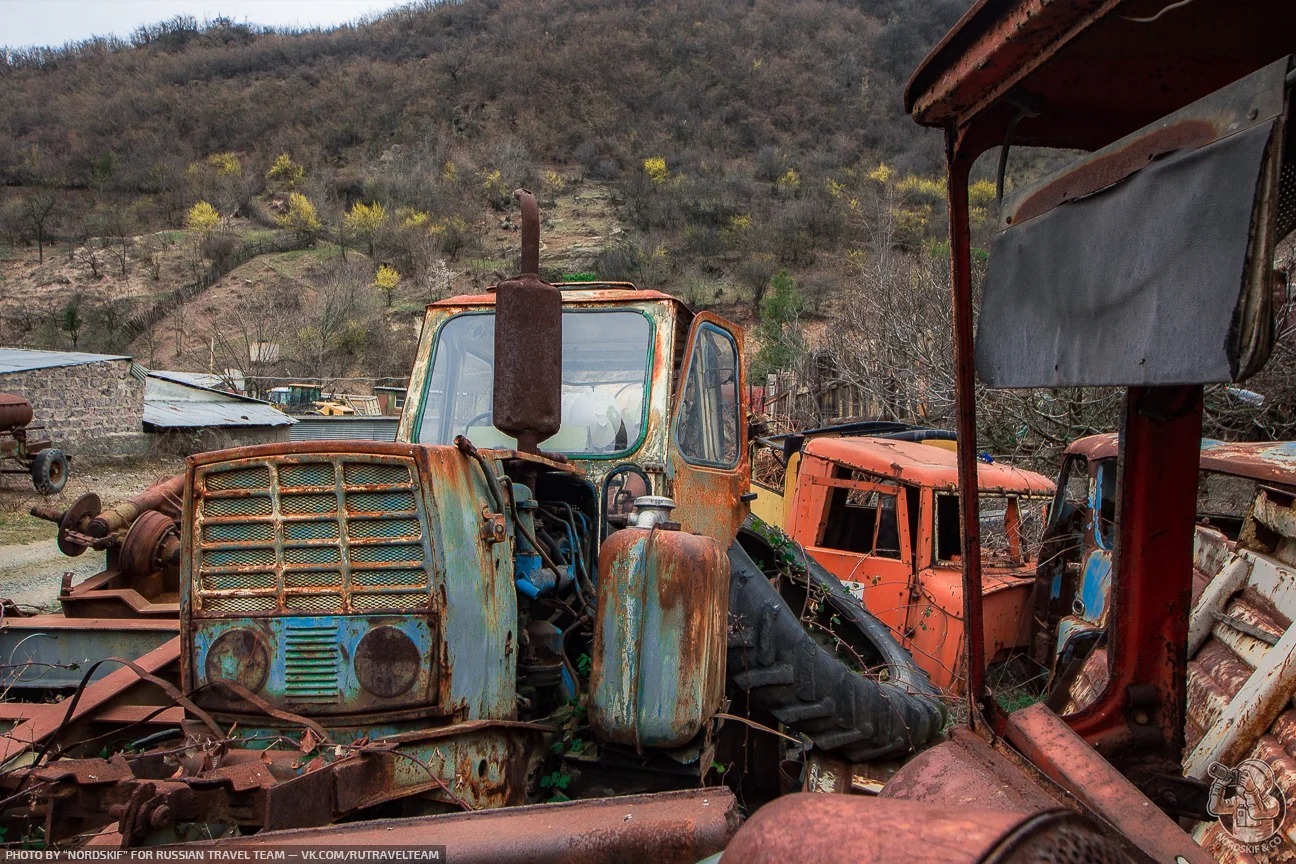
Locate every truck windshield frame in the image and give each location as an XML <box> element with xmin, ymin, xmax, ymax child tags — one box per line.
<box><xmin>414</xmin><ymin>308</ymin><xmax>656</xmax><ymax>459</ymax></box>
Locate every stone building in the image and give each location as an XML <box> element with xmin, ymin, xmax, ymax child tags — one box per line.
<box><xmin>0</xmin><ymin>348</ymin><xmax>147</xmax><ymax>457</ymax></box>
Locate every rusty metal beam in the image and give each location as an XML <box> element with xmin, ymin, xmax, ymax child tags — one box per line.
<box><xmin>0</xmin><ymin>637</ymin><xmax>180</xmax><ymax>767</ymax></box>
<box><xmin>907</xmin><ymin>0</ymin><xmax>1119</xmax><ymax>129</ymax></box>
<box><xmin>205</xmin><ymin>788</ymin><xmax>739</xmax><ymax>864</ymax></box>
<box><xmin>1065</xmin><ymin>387</ymin><xmax>1201</xmax><ymax>755</ymax></box>
<box><xmin>1004</xmin><ymin>704</ymin><xmax>1213</xmax><ymax>863</ymax></box>
<box><xmin>944</xmin><ymin>139</ymin><xmax>997</xmax><ymax>726</ymax></box>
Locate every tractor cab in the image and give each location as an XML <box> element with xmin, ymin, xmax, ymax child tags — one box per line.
<box><xmin>397</xmin><ymin>283</ymin><xmax>750</xmax><ymax>547</ymax></box>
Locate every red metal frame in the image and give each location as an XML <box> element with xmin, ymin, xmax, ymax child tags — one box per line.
<box><xmin>1065</xmin><ymin>386</ymin><xmax>1201</xmax><ymax>755</ymax></box>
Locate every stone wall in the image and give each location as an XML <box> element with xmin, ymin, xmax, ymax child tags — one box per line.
<box><xmin>0</xmin><ymin>360</ymin><xmax>148</xmax><ymax>458</ymax></box>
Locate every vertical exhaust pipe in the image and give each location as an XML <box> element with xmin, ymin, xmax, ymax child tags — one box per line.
<box><xmin>493</xmin><ymin>189</ymin><xmax>562</xmax><ymax>456</ymax></box>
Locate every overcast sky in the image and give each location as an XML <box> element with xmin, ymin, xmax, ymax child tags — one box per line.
<box><xmin>3</xmin><ymin>0</ymin><xmax>411</xmax><ymax>50</ymax></box>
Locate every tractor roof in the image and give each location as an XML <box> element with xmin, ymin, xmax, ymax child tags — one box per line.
<box><xmin>804</xmin><ymin>436</ymin><xmax>1054</xmax><ymax>496</ymax></box>
<box><xmin>432</xmin><ymin>285</ymin><xmax>687</xmax><ymax>309</ymax></box>
<box><xmin>905</xmin><ymin>0</ymin><xmax>1293</xmax><ymax>153</ymax></box>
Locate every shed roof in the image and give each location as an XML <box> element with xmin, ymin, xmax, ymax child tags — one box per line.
<box><xmin>143</xmin><ymin>400</ymin><xmax>295</xmax><ymax>429</ymax></box>
<box><xmin>149</xmin><ymin>370</ymin><xmax>230</xmax><ymax>390</ymax></box>
<box><xmin>0</xmin><ymin>347</ymin><xmax>131</xmax><ymax>374</ymax></box>
<box><xmin>804</xmin><ymin>436</ymin><xmax>1055</xmax><ymax>495</ymax></box>
<box><xmin>143</xmin><ymin>370</ymin><xmax>294</xmax><ymax>429</ymax></box>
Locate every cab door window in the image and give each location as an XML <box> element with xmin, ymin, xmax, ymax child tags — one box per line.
<box><xmin>675</xmin><ymin>324</ymin><xmax>740</xmax><ymax>467</ymax></box>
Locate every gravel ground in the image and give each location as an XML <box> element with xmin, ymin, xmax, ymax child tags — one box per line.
<box><xmin>0</xmin><ymin>456</ymin><xmax>185</xmax><ymax>610</ymax></box>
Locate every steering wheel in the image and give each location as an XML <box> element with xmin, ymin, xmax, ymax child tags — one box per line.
<box><xmin>462</xmin><ymin>411</ymin><xmax>493</xmax><ymax>435</ymax></box>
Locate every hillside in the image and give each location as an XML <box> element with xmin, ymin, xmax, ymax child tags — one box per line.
<box><xmin>0</xmin><ymin>0</ymin><xmax>970</xmax><ymax>382</ymax></box>
<box><xmin>7</xmin><ymin>0</ymin><xmax>1293</xmax><ymax>459</ymax></box>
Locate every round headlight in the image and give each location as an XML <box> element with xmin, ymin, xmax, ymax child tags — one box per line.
<box><xmin>205</xmin><ymin>628</ymin><xmax>270</xmax><ymax>692</ymax></box>
<box><xmin>354</xmin><ymin>626</ymin><xmax>421</xmax><ymax>698</ymax></box>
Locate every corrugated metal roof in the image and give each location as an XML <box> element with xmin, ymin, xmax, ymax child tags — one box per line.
<box><xmin>150</xmin><ymin>370</ymin><xmax>228</xmax><ymax>390</ymax></box>
<box><xmin>289</xmin><ymin>416</ymin><xmax>398</xmax><ymax>442</ymax></box>
<box><xmin>0</xmin><ymin>347</ymin><xmax>131</xmax><ymax>374</ymax></box>
<box><xmin>144</xmin><ymin>400</ymin><xmax>295</xmax><ymax>429</ymax></box>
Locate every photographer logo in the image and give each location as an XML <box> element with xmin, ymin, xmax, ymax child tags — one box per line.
<box><xmin>1208</xmin><ymin>758</ymin><xmax>1286</xmax><ymax>854</ymax></box>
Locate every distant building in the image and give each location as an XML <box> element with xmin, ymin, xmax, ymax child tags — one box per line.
<box><xmin>374</xmin><ymin>385</ymin><xmax>407</xmax><ymax>416</ymax></box>
<box><xmin>144</xmin><ymin>370</ymin><xmax>295</xmax><ymax>454</ymax></box>
<box><xmin>0</xmin><ymin>347</ymin><xmax>147</xmax><ymax>456</ymax></box>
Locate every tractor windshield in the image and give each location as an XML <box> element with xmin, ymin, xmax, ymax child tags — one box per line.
<box><xmin>416</xmin><ymin>309</ymin><xmax>653</xmax><ymax>456</ymax></box>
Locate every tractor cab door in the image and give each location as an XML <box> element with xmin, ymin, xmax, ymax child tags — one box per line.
<box><xmin>667</xmin><ymin>313</ymin><xmax>749</xmax><ymax>546</ymax></box>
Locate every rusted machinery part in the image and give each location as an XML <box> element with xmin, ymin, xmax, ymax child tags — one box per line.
<box><xmin>515</xmin><ymin>187</ymin><xmax>540</xmax><ymax>276</ymax></box>
<box><xmin>727</xmin><ymin>542</ymin><xmax>946</xmax><ymax>761</ymax></box>
<box><xmin>31</xmin><ymin>492</ymin><xmax>103</xmax><ymax>557</ymax></box>
<box><xmin>719</xmin><ymin>794</ymin><xmax>1133</xmax><ymax>864</ymax></box>
<box><xmin>0</xmin><ymin>392</ymin><xmax>34</xmax><ymax>431</ymax></box>
<box><xmin>492</xmin><ymin>189</ymin><xmax>562</xmax><ymax>456</ymax></box>
<box><xmin>736</xmin><ymin>522</ymin><xmax>941</xmax><ymax>699</ymax></box>
<box><xmin>204</xmin><ymin>788</ymin><xmax>739</xmax><ymax>864</ymax></box>
<box><xmin>119</xmin><ymin>511</ymin><xmax>181</xmax><ymax>580</ymax></box>
<box><xmin>89</xmin><ymin>473</ymin><xmax>185</xmax><ymax>538</ymax></box>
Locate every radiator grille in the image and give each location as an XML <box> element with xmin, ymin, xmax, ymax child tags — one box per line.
<box><xmin>194</xmin><ymin>455</ymin><xmax>433</xmax><ymax>616</ymax></box>
<box><xmin>284</xmin><ymin>623</ymin><xmax>341</xmax><ymax>702</ymax></box>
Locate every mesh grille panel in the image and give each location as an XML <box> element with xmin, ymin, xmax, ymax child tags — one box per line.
<box><xmin>205</xmin><ymin>497</ymin><xmax>273</xmax><ymax>518</ymax></box>
<box><xmin>284</xmin><ymin>570</ymin><xmax>342</xmax><ymax>589</ymax></box>
<box><xmin>343</xmin><ymin>463</ymin><xmax>412</xmax><ymax>486</ymax></box>
<box><xmin>1277</xmin><ymin>161</ymin><xmax>1296</xmax><ymax>241</ymax></box>
<box><xmin>351</xmin><ymin>544</ymin><xmax>424</xmax><ymax>565</ymax></box>
<box><xmin>284</xmin><ymin>594</ymin><xmax>343</xmax><ymax>614</ymax></box>
<box><xmin>352</xmin><ymin>568</ymin><xmax>426</xmax><ymax>588</ymax></box>
<box><xmin>353</xmin><ymin>593</ymin><xmax>428</xmax><ymax>611</ymax></box>
<box><xmin>206</xmin><ymin>523</ymin><xmax>273</xmax><ymax>543</ymax></box>
<box><xmin>196</xmin><ymin>456</ymin><xmax>428</xmax><ymax>616</ymax></box>
<box><xmin>284</xmin><ymin>546</ymin><xmax>342</xmax><ymax>565</ymax></box>
<box><xmin>204</xmin><ymin>548</ymin><xmax>276</xmax><ymax>568</ymax></box>
<box><xmin>349</xmin><ymin>518</ymin><xmax>420</xmax><ymax>540</ymax></box>
<box><xmin>280</xmin><ymin>493</ymin><xmax>337</xmax><ymax>515</ymax></box>
<box><xmin>206</xmin><ymin>467</ymin><xmax>271</xmax><ymax>491</ymax></box>
<box><xmin>283</xmin><ymin>521</ymin><xmax>338</xmax><ymax>541</ymax></box>
<box><xmin>280</xmin><ymin>463</ymin><xmax>336</xmax><ymax>488</ymax></box>
<box><xmin>205</xmin><ymin>596</ymin><xmax>277</xmax><ymax>614</ymax></box>
<box><xmin>201</xmin><ymin>572</ymin><xmax>275</xmax><ymax>592</ymax></box>
<box><xmin>997</xmin><ymin>817</ymin><xmax>1132</xmax><ymax>864</ymax></box>
<box><xmin>347</xmin><ymin>491</ymin><xmax>416</xmax><ymax>513</ymax></box>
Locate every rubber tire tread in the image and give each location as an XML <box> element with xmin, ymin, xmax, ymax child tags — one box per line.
<box><xmin>30</xmin><ymin>448</ymin><xmax>68</xmax><ymax>495</ymax></box>
<box><xmin>726</xmin><ymin>540</ymin><xmax>946</xmax><ymax>761</ymax></box>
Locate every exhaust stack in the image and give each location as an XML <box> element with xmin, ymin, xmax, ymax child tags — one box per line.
<box><xmin>493</xmin><ymin>189</ymin><xmax>562</xmax><ymax>455</ymax></box>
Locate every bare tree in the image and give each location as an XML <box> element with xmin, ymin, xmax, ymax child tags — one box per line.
<box><xmin>290</xmin><ymin>260</ymin><xmax>378</xmax><ymax>382</ymax></box>
<box><xmin>209</xmin><ymin>284</ymin><xmax>296</xmax><ymax>399</ymax></box>
<box><xmin>16</xmin><ymin>191</ymin><xmax>59</xmax><ymax>263</ymax></box>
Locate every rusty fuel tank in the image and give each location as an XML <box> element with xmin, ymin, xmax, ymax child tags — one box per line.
<box><xmin>590</xmin><ymin>500</ymin><xmax>728</xmax><ymax>749</ymax></box>
<box><xmin>0</xmin><ymin>392</ymin><xmax>34</xmax><ymax>431</ymax></box>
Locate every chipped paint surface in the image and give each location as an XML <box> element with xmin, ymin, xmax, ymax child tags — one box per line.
<box><xmin>781</xmin><ymin>438</ymin><xmax>1053</xmax><ymax>691</ymax></box>
<box><xmin>181</xmin><ymin>440</ymin><xmax>517</xmax><ymax>721</ymax></box>
<box><xmin>591</xmin><ymin>526</ymin><xmax>728</xmax><ymax>748</ymax></box>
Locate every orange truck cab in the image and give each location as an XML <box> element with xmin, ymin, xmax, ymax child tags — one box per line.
<box><xmin>760</xmin><ymin>434</ymin><xmax>1053</xmax><ymax>691</ymax></box>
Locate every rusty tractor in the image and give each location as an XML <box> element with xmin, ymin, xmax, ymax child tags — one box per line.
<box><xmin>0</xmin><ymin>392</ymin><xmax>68</xmax><ymax>495</ymax></box>
<box><xmin>0</xmin><ymin>191</ymin><xmax>944</xmax><ymax>853</ymax></box>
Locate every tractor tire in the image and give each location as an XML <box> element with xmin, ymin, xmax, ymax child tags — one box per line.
<box><xmin>30</xmin><ymin>448</ymin><xmax>69</xmax><ymax>495</ymax></box>
<box><xmin>726</xmin><ymin>533</ymin><xmax>946</xmax><ymax>762</ymax></box>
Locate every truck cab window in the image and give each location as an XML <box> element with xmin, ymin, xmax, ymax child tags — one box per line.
<box><xmin>676</xmin><ymin>324</ymin><xmax>740</xmax><ymax>467</ymax></box>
